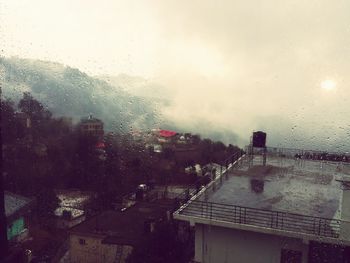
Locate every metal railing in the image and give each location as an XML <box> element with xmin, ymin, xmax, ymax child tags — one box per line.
<box><xmin>178</xmin><ymin>200</ymin><xmax>341</xmax><ymax>238</ymax></box>
<box><xmin>173</xmin><ymin>150</ymin><xmax>244</xmax><ymax>208</ymax></box>
<box><xmin>251</xmin><ymin>146</ymin><xmax>350</xmax><ymax>163</ymax></box>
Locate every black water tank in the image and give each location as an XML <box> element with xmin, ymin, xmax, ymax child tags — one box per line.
<box><xmin>253</xmin><ymin>131</ymin><xmax>266</xmax><ymax>148</ymax></box>
<box><xmin>251</xmin><ymin>179</ymin><xmax>264</xmax><ymax>193</ymax></box>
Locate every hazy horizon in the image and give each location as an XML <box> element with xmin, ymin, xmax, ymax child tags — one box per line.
<box><xmin>2</xmin><ymin>0</ymin><xmax>350</xmax><ymax>150</ymax></box>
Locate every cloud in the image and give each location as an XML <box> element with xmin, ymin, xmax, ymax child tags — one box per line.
<box><xmin>149</xmin><ymin>0</ymin><xmax>350</xmax><ymax>148</ymax></box>
<box><xmin>2</xmin><ymin>0</ymin><xmax>350</xmax><ymax>149</ymax></box>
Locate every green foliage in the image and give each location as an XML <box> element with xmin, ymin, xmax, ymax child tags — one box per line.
<box><xmin>162</xmin><ymin>147</ymin><xmax>175</xmax><ymax>160</ymax></box>
<box><xmin>2</xmin><ymin>91</ymin><xmax>242</xmax><ymax>215</ymax></box>
<box><xmin>18</xmin><ymin>92</ymin><xmax>51</xmax><ymax>121</ymax></box>
<box><xmin>1</xmin><ymin>98</ymin><xmax>24</xmax><ymax>143</ymax></box>
<box><xmin>35</xmin><ymin>188</ymin><xmax>60</xmax><ymax>217</ymax></box>
<box><xmin>3</xmin><ymin>94</ymin><xmax>69</xmax><ymax>215</ymax></box>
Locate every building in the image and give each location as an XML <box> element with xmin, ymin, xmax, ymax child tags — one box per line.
<box><xmin>5</xmin><ymin>191</ymin><xmax>34</xmax><ymax>242</ymax></box>
<box><xmin>54</xmin><ymin>190</ymin><xmax>92</xmax><ymax>229</ymax></box>
<box><xmin>174</xmin><ymin>148</ymin><xmax>350</xmax><ymax>263</ymax></box>
<box><xmin>79</xmin><ymin>115</ymin><xmax>104</xmax><ymax>137</ymax></box>
<box><xmin>152</xmin><ymin>129</ymin><xmax>178</xmax><ymax>144</ymax></box>
<box><xmin>69</xmin><ymin>200</ymin><xmax>175</xmax><ymax>263</ymax></box>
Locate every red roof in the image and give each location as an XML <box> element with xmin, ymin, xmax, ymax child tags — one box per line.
<box><xmin>159</xmin><ymin>130</ymin><xmax>177</xmax><ymax>138</ymax></box>
<box><xmin>96</xmin><ymin>142</ymin><xmax>105</xmax><ymax>149</ymax></box>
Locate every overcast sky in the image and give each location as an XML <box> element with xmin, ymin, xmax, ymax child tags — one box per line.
<box><xmin>2</xmin><ymin>0</ymin><xmax>350</xmax><ymax>149</ymax></box>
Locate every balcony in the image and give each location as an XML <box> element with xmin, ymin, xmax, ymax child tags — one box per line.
<box><xmin>177</xmin><ymin>199</ymin><xmax>340</xmax><ymax>238</ymax></box>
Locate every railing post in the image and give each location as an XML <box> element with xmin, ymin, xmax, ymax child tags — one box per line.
<box><xmin>271</xmin><ymin>212</ymin><xmax>274</xmax><ymax>228</ymax></box>
<box><xmin>318</xmin><ymin>219</ymin><xmax>322</xmax><ymax>236</ymax></box>
<box><xmin>234</xmin><ymin>206</ymin><xmax>236</xmax><ymax>223</ymax></box>
<box><xmin>239</xmin><ymin>207</ymin><xmax>241</xmax><ymax>224</ymax></box>
<box><xmin>205</xmin><ymin>202</ymin><xmax>208</xmax><ymax>218</ymax></box>
<box><xmin>210</xmin><ymin>203</ymin><xmax>212</xmax><ymax>220</ymax></box>
<box><xmin>281</xmin><ymin>212</ymin><xmax>284</xmax><ymax>229</ymax></box>
<box><xmin>322</xmin><ymin>219</ymin><xmax>325</xmax><ymax>236</ymax></box>
<box><xmin>313</xmin><ymin>218</ymin><xmax>316</xmax><ymax>235</ymax></box>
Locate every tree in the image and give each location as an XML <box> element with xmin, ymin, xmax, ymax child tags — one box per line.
<box><xmin>35</xmin><ymin>188</ymin><xmax>60</xmax><ymax>218</ymax></box>
<box><xmin>213</xmin><ymin>141</ymin><xmax>226</xmax><ymax>152</ymax></box>
<box><xmin>18</xmin><ymin>92</ymin><xmax>52</xmax><ymax>133</ymax></box>
<box><xmin>69</xmin><ymin>133</ymin><xmax>102</xmax><ymax>189</ymax></box>
<box><xmin>162</xmin><ymin>147</ymin><xmax>175</xmax><ymax>160</ymax></box>
<box><xmin>192</xmin><ymin>134</ymin><xmax>201</xmax><ymax>145</ymax></box>
<box><xmin>1</xmin><ymin>98</ymin><xmax>24</xmax><ymax>143</ymax></box>
<box><xmin>199</xmin><ymin>138</ymin><xmax>213</xmax><ymax>164</ymax></box>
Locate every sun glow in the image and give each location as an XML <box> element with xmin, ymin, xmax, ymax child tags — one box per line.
<box><xmin>321</xmin><ymin>79</ymin><xmax>336</xmax><ymax>91</ymax></box>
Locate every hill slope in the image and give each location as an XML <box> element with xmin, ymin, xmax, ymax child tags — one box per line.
<box><xmin>1</xmin><ymin>57</ymin><xmax>160</xmax><ymax>132</ymax></box>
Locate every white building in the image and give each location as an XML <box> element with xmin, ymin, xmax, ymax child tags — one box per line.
<box><xmin>174</xmin><ymin>149</ymin><xmax>350</xmax><ymax>263</ymax></box>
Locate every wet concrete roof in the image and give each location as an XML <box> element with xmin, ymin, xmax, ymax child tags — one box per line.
<box><xmin>5</xmin><ymin>191</ymin><xmax>33</xmax><ymax>220</ymax></box>
<box><xmin>207</xmin><ymin>156</ymin><xmax>349</xmax><ymax>219</ymax></box>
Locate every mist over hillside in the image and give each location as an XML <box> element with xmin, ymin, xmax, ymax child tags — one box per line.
<box><xmin>1</xmin><ymin>57</ymin><xmax>160</xmax><ymax>132</ymax></box>
<box><xmin>97</xmin><ymin>74</ymin><xmax>173</xmax><ymax>104</ymax></box>
<box><xmin>1</xmin><ymin>57</ymin><xmax>243</xmax><ymax>145</ymax></box>
<box><xmin>2</xmin><ymin>57</ymin><xmax>349</xmax><ymax>150</ymax></box>
<box><xmin>99</xmin><ymin>73</ymin><xmax>350</xmax><ymax>151</ymax></box>
<box><xmin>98</xmin><ymin>74</ymin><xmax>243</xmax><ymax>145</ymax></box>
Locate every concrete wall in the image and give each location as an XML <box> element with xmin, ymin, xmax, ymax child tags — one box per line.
<box><xmin>195</xmin><ymin>224</ymin><xmax>309</xmax><ymax>263</ymax></box>
<box><xmin>341</xmin><ymin>188</ymin><xmax>350</xmax><ymax>240</ymax></box>
<box><xmin>56</xmin><ymin>215</ymin><xmax>86</xmax><ymax>229</ymax></box>
<box><xmin>70</xmin><ymin>234</ymin><xmax>132</xmax><ymax>263</ymax></box>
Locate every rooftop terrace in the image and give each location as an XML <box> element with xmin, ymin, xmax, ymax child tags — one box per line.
<box><xmin>209</xmin><ymin>156</ymin><xmax>346</xmax><ymax>218</ymax></box>
<box><xmin>174</xmin><ymin>152</ymin><xmax>350</xmax><ymax>241</ymax></box>
<box><xmin>5</xmin><ymin>191</ymin><xmax>33</xmax><ymax>221</ymax></box>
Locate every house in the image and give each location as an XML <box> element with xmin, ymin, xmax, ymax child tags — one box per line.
<box><xmin>69</xmin><ymin>200</ymin><xmax>175</xmax><ymax>263</ymax></box>
<box><xmin>5</xmin><ymin>191</ymin><xmax>34</xmax><ymax>242</ymax></box>
<box><xmin>79</xmin><ymin>115</ymin><xmax>104</xmax><ymax>138</ymax></box>
<box><xmin>54</xmin><ymin>190</ymin><xmax>92</xmax><ymax>229</ymax></box>
<box><xmin>157</xmin><ymin>129</ymin><xmax>178</xmax><ymax>144</ymax></box>
<box><xmin>174</xmin><ymin>147</ymin><xmax>350</xmax><ymax>263</ymax></box>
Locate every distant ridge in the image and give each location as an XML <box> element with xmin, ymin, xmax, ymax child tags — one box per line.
<box><xmin>0</xmin><ymin>56</ymin><xmax>160</xmax><ymax>132</ymax></box>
